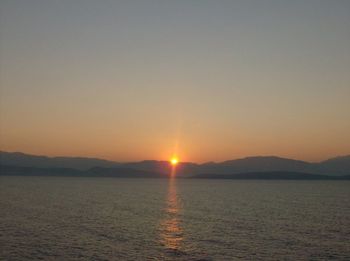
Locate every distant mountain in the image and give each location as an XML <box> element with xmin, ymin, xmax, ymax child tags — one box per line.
<box><xmin>196</xmin><ymin>156</ymin><xmax>312</xmax><ymax>175</ymax></box>
<box><xmin>0</xmin><ymin>165</ymin><xmax>82</xmax><ymax>176</ymax></box>
<box><xmin>1</xmin><ymin>151</ymin><xmax>350</xmax><ymax>177</ymax></box>
<box><xmin>1</xmin><ymin>165</ymin><xmax>349</xmax><ymax>180</ymax></box>
<box><xmin>317</xmin><ymin>155</ymin><xmax>350</xmax><ymax>176</ymax></box>
<box><xmin>194</xmin><ymin>171</ymin><xmax>350</xmax><ymax>180</ymax></box>
<box><xmin>86</xmin><ymin>166</ymin><xmax>164</xmax><ymax>178</ymax></box>
<box><xmin>0</xmin><ymin>151</ymin><xmax>119</xmax><ymax>170</ymax></box>
<box><xmin>119</xmin><ymin>155</ymin><xmax>350</xmax><ymax>177</ymax></box>
<box><xmin>120</xmin><ymin>160</ymin><xmax>199</xmax><ymax>177</ymax></box>
<box><xmin>0</xmin><ymin>165</ymin><xmax>164</xmax><ymax>178</ymax></box>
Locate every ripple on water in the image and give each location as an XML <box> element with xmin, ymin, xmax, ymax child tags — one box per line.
<box><xmin>0</xmin><ymin>177</ymin><xmax>349</xmax><ymax>260</ymax></box>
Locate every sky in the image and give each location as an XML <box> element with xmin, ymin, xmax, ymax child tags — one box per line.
<box><xmin>0</xmin><ymin>0</ymin><xmax>349</xmax><ymax>163</ymax></box>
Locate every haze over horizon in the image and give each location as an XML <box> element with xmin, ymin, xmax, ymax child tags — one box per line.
<box><xmin>1</xmin><ymin>150</ymin><xmax>349</xmax><ymax>165</ymax></box>
<box><xmin>1</xmin><ymin>0</ymin><xmax>350</xmax><ymax>163</ymax></box>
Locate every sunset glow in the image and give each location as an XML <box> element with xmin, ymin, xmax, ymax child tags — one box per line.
<box><xmin>170</xmin><ymin>157</ymin><xmax>179</xmax><ymax>166</ymax></box>
<box><xmin>0</xmin><ymin>2</ymin><xmax>349</xmax><ymax>261</ymax></box>
<box><xmin>0</xmin><ymin>0</ymin><xmax>349</xmax><ymax>163</ymax></box>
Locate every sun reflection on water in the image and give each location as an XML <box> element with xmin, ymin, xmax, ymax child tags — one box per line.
<box><xmin>159</xmin><ymin>173</ymin><xmax>183</xmax><ymax>252</ymax></box>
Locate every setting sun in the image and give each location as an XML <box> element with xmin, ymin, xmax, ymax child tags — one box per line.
<box><xmin>170</xmin><ymin>157</ymin><xmax>179</xmax><ymax>166</ymax></box>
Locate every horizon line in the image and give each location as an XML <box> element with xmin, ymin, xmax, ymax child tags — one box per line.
<box><xmin>1</xmin><ymin>150</ymin><xmax>349</xmax><ymax>165</ymax></box>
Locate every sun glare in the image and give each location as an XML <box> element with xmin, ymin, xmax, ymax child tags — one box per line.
<box><xmin>170</xmin><ymin>157</ymin><xmax>178</xmax><ymax>166</ymax></box>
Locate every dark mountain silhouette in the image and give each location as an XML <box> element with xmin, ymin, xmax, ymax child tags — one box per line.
<box><xmin>317</xmin><ymin>155</ymin><xmax>350</xmax><ymax>176</ymax></box>
<box><xmin>1</xmin><ymin>151</ymin><xmax>350</xmax><ymax>177</ymax></box>
<box><xmin>194</xmin><ymin>171</ymin><xmax>350</xmax><ymax>180</ymax></box>
<box><xmin>0</xmin><ymin>165</ymin><xmax>82</xmax><ymax>176</ymax></box>
<box><xmin>117</xmin><ymin>156</ymin><xmax>350</xmax><ymax>176</ymax></box>
<box><xmin>1</xmin><ymin>165</ymin><xmax>349</xmax><ymax>180</ymax></box>
<box><xmin>86</xmin><ymin>167</ymin><xmax>164</xmax><ymax>178</ymax></box>
<box><xmin>0</xmin><ymin>165</ymin><xmax>164</xmax><ymax>178</ymax></box>
<box><xmin>0</xmin><ymin>151</ymin><xmax>119</xmax><ymax>170</ymax></box>
<box><xmin>121</xmin><ymin>160</ymin><xmax>199</xmax><ymax>177</ymax></box>
<box><xmin>196</xmin><ymin>156</ymin><xmax>312</xmax><ymax>175</ymax></box>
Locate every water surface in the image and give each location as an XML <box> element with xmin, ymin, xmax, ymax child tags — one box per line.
<box><xmin>0</xmin><ymin>177</ymin><xmax>349</xmax><ymax>260</ymax></box>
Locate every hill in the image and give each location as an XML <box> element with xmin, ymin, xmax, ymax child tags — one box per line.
<box><xmin>119</xmin><ymin>156</ymin><xmax>350</xmax><ymax>176</ymax></box>
<box><xmin>1</xmin><ymin>151</ymin><xmax>350</xmax><ymax>177</ymax></box>
<box><xmin>0</xmin><ymin>165</ymin><xmax>164</xmax><ymax>178</ymax></box>
<box><xmin>194</xmin><ymin>171</ymin><xmax>350</xmax><ymax>180</ymax></box>
<box><xmin>0</xmin><ymin>151</ymin><xmax>119</xmax><ymax>170</ymax></box>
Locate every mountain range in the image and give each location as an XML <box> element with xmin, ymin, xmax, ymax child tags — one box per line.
<box><xmin>1</xmin><ymin>151</ymin><xmax>350</xmax><ymax>178</ymax></box>
<box><xmin>0</xmin><ymin>151</ymin><xmax>119</xmax><ymax>170</ymax></box>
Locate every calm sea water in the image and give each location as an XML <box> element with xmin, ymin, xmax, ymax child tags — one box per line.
<box><xmin>0</xmin><ymin>177</ymin><xmax>349</xmax><ymax>260</ymax></box>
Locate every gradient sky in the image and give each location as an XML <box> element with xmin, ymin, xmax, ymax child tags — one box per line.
<box><xmin>1</xmin><ymin>0</ymin><xmax>349</xmax><ymax>162</ymax></box>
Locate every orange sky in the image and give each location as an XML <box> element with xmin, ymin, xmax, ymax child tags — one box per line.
<box><xmin>1</xmin><ymin>1</ymin><xmax>349</xmax><ymax>163</ymax></box>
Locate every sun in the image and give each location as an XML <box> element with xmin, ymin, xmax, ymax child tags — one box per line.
<box><xmin>170</xmin><ymin>157</ymin><xmax>178</xmax><ymax>166</ymax></box>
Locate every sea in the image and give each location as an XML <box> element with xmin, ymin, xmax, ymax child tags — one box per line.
<box><xmin>0</xmin><ymin>176</ymin><xmax>349</xmax><ymax>260</ymax></box>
